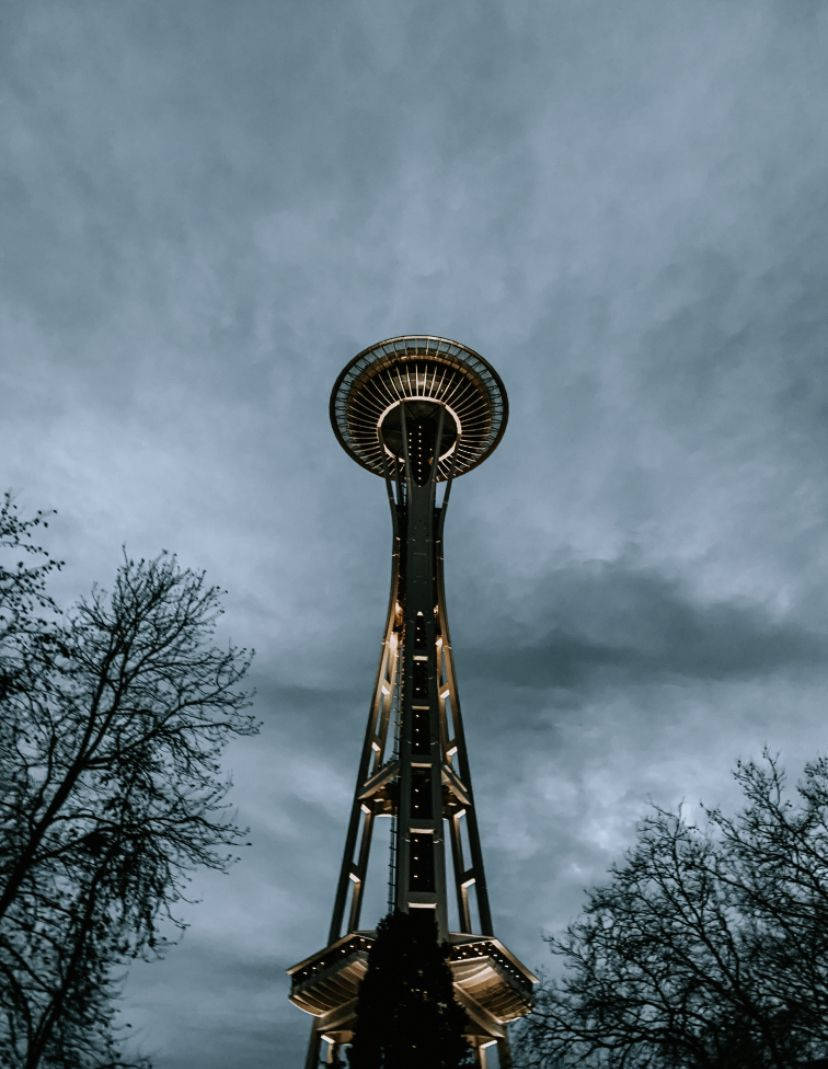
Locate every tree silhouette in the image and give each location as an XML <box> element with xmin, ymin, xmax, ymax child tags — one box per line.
<box><xmin>348</xmin><ymin>910</ymin><xmax>475</xmax><ymax>1069</ymax></box>
<box><xmin>0</xmin><ymin>492</ymin><xmax>62</xmax><ymax>701</ymax></box>
<box><xmin>515</xmin><ymin>753</ymin><xmax>828</xmax><ymax>1068</ymax></box>
<box><xmin>0</xmin><ymin>498</ymin><xmax>257</xmax><ymax>1068</ymax></box>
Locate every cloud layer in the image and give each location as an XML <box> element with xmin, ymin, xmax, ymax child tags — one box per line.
<box><xmin>3</xmin><ymin>1</ymin><xmax>828</xmax><ymax>1065</ymax></box>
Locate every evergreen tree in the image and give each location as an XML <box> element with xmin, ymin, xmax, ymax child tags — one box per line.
<box><xmin>348</xmin><ymin>911</ymin><xmax>475</xmax><ymax>1069</ymax></box>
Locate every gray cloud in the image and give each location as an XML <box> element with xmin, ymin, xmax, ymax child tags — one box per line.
<box><xmin>3</xmin><ymin>0</ymin><xmax>828</xmax><ymax>1065</ymax></box>
<box><xmin>459</xmin><ymin>558</ymin><xmax>828</xmax><ymax>693</ymax></box>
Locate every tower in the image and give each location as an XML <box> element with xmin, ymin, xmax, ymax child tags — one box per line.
<box><xmin>288</xmin><ymin>336</ymin><xmax>536</xmax><ymax>1068</ymax></box>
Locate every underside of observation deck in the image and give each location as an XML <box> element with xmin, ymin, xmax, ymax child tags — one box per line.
<box><xmin>289</xmin><ymin>930</ymin><xmax>535</xmax><ymax>1049</ymax></box>
<box><xmin>330</xmin><ymin>335</ymin><xmax>508</xmax><ymax>481</ymax></box>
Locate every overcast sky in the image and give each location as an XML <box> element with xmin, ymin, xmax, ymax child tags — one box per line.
<box><xmin>3</xmin><ymin>1</ymin><xmax>828</xmax><ymax>1066</ymax></box>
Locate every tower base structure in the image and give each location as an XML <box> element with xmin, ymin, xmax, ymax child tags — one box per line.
<box><xmin>290</xmin><ymin>929</ymin><xmax>534</xmax><ymax>1065</ymax></box>
<box><xmin>289</xmin><ymin>338</ymin><xmax>537</xmax><ymax>1067</ymax></box>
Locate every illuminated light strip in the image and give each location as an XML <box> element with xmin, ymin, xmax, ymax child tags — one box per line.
<box><xmin>332</xmin><ymin>339</ymin><xmax>507</xmax><ymax>480</ymax></box>
<box><xmin>375</xmin><ymin>396</ymin><xmax>462</xmax><ymax>463</ymax></box>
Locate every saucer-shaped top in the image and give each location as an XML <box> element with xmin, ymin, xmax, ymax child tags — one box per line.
<box><xmin>330</xmin><ymin>336</ymin><xmax>508</xmax><ymax>481</ymax></box>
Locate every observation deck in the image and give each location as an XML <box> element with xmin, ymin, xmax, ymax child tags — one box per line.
<box><xmin>330</xmin><ymin>335</ymin><xmax>508</xmax><ymax>481</ymax></box>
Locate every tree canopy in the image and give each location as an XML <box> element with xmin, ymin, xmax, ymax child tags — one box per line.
<box><xmin>0</xmin><ymin>495</ymin><xmax>257</xmax><ymax>1068</ymax></box>
<box><xmin>516</xmin><ymin>754</ymin><xmax>828</xmax><ymax>1069</ymax></box>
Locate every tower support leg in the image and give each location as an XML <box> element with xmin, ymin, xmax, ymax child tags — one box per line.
<box><xmin>476</xmin><ymin>1036</ymin><xmax>512</xmax><ymax>1068</ymax></box>
<box><xmin>303</xmin><ymin>1026</ymin><xmax>322</xmax><ymax>1069</ymax></box>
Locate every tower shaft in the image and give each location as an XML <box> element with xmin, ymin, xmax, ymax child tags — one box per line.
<box><xmin>327</xmin><ymin>403</ymin><xmax>491</xmax><ymax>946</ymax></box>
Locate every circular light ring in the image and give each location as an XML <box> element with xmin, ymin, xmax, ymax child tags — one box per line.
<box><xmin>330</xmin><ymin>336</ymin><xmax>508</xmax><ymax>480</ymax></box>
<box><xmin>376</xmin><ymin>398</ymin><xmax>461</xmax><ymax>463</ymax></box>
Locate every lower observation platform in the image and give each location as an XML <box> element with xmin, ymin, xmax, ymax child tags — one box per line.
<box><xmin>288</xmin><ymin>931</ymin><xmax>537</xmax><ymax>1047</ymax></box>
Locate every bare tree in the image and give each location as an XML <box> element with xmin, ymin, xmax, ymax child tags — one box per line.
<box><xmin>5</xmin><ymin>836</ymin><xmax>151</xmax><ymax>1069</ymax></box>
<box><xmin>515</xmin><ymin>754</ymin><xmax>828</xmax><ymax>1069</ymax></box>
<box><xmin>0</xmin><ymin>500</ymin><xmax>258</xmax><ymax>1067</ymax></box>
<box><xmin>0</xmin><ymin>492</ymin><xmax>62</xmax><ymax>699</ymax></box>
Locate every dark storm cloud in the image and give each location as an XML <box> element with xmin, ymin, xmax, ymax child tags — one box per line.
<box><xmin>3</xmin><ymin>0</ymin><xmax>828</xmax><ymax>1066</ymax></box>
<box><xmin>460</xmin><ymin>558</ymin><xmax>828</xmax><ymax>692</ymax></box>
<box><xmin>124</xmin><ymin>939</ymin><xmax>294</xmax><ymax>1069</ymax></box>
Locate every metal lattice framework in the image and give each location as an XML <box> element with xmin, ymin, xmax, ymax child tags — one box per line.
<box><xmin>290</xmin><ymin>337</ymin><xmax>535</xmax><ymax>1069</ymax></box>
<box><xmin>330</xmin><ymin>335</ymin><xmax>508</xmax><ymax>481</ymax></box>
